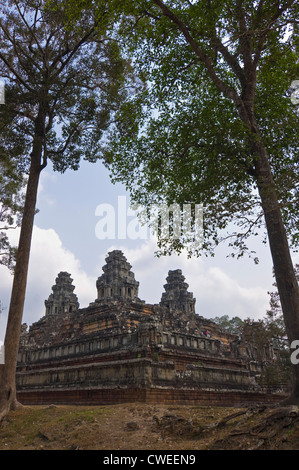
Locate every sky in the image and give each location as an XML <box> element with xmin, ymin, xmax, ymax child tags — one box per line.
<box><xmin>0</xmin><ymin>158</ymin><xmax>298</xmax><ymax>343</ymax></box>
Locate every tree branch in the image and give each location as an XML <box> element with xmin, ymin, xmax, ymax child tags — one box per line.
<box><xmin>0</xmin><ymin>51</ymin><xmax>35</xmax><ymax>94</ymax></box>
<box><xmin>210</xmin><ymin>36</ymin><xmax>246</xmax><ymax>87</ymax></box>
<box><xmin>0</xmin><ymin>20</ymin><xmax>36</xmax><ymax>93</ymax></box>
<box><xmin>151</xmin><ymin>0</ymin><xmax>243</xmax><ymax>107</ymax></box>
<box><xmin>40</xmin><ymin>147</ymin><xmax>48</xmax><ymax>171</ymax></box>
<box><xmin>13</xmin><ymin>1</ymin><xmax>44</xmax><ymax>59</ymax></box>
<box><xmin>253</xmin><ymin>0</ymin><xmax>297</xmax><ymax>66</ymax></box>
<box><xmin>51</xmin><ymin>26</ymin><xmax>98</xmax><ymax>79</ymax></box>
<box><xmin>48</xmin><ymin>120</ymin><xmax>85</xmax><ymax>156</ymax></box>
<box><xmin>236</xmin><ymin>0</ymin><xmax>253</xmax><ymax>73</ymax></box>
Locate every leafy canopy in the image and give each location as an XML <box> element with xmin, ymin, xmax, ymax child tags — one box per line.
<box><xmin>0</xmin><ymin>0</ymin><xmax>138</xmax><ymax>175</ymax></box>
<box><xmin>0</xmin><ymin>155</ymin><xmax>25</xmax><ymax>271</ymax></box>
<box><xmin>97</xmin><ymin>0</ymin><xmax>299</xmax><ymax>259</ymax></box>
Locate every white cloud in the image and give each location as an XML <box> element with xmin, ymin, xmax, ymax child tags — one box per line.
<box><xmin>1</xmin><ymin>227</ymin><xmax>287</xmax><ymax>343</ymax></box>
<box><xmin>0</xmin><ymin>225</ymin><xmax>96</xmax><ymax>340</ymax></box>
<box><xmin>191</xmin><ymin>266</ymin><xmax>269</xmax><ymax>320</ymax></box>
<box><xmin>99</xmin><ymin>239</ymin><xmax>270</xmax><ymax>320</ymax></box>
<box><xmin>37</xmin><ymin>170</ymin><xmax>57</xmax><ymax>206</ymax></box>
<box><xmin>26</xmin><ymin>226</ymin><xmax>96</xmax><ymax>318</ymax></box>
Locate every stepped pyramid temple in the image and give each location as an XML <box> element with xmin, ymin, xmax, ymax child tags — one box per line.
<box><xmin>16</xmin><ymin>250</ymin><xmax>283</xmax><ymax>406</ymax></box>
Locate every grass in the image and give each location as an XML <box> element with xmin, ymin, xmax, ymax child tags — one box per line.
<box><xmin>0</xmin><ymin>403</ymin><xmax>298</xmax><ymax>450</ymax></box>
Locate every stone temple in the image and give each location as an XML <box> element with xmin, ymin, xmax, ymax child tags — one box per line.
<box><xmin>16</xmin><ymin>250</ymin><xmax>283</xmax><ymax>406</ymax></box>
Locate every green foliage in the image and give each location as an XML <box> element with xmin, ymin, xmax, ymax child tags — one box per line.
<box><xmin>265</xmin><ymin>265</ymin><xmax>299</xmax><ymax>346</ymax></box>
<box><xmin>212</xmin><ymin>267</ymin><xmax>298</xmax><ymax>388</ymax></box>
<box><xmin>0</xmin><ymin>0</ymin><xmax>140</xmax><ymax>271</ymax></box>
<box><xmin>210</xmin><ymin>315</ymin><xmax>244</xmax><ymax>335</ymax></box>
<box><xmin>212</xmin><ymin>311</ymin><xmax>291</xmax><ymax>387</ymax></box>
<box><xmin>0</xmin><ymin>0</ymin><xmax>136</xmax><ymax>176</ymax></box>
<box><xmin>258</xmin><ymin>357</ymin><xmax>292</xmax><ymax>388</ymax></box>
<box><xmin>0</xmin><ymin>155</ymin><xmax>26</xmax><ymax>272</ymax></box>
<box><xmin>99</xmin><ymin>0</ymin><xmax>299</xmax><ymax>259</ymax></box>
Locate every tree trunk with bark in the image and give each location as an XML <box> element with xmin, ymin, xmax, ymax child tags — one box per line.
<box><xmin>0</xmin><ymin>127</ymin><xmax>43</xmax><ymax>422</ymax></box>
<box><xmin>253</xmin><ymin>137</ymin><xmax>299</xmax><ymax>404</ymax></box>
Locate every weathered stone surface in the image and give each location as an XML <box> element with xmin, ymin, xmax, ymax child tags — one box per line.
<box><xmin>95</xmin><ymin>250</ymin><xmax>143</xmax><ymax>304</ymax></box>
<box><xmin>45</xmin><ymin>272</ymin><xmax>79</xmax><ymax>316</ymax></box>
<box><xmin>160</xmin><ymin>269</ymin><xmax>196</xmax><ymax>314</ymax></box>
<box><xmin>16</xmin><ymin>250</ymin><xmax>286</xmax><ymax>406</ymax></box>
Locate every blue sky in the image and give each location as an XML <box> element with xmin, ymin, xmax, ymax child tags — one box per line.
<box><xmin>1</xmin><ymin>158</ymin><xmax>298</xmax><ymax>343</ymax></box>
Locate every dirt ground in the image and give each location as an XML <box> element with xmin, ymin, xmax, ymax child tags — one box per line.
<box><xmin>0</xmin><ymin>403</ymin><xmax>298</xmax><ymax>451</ymax></box>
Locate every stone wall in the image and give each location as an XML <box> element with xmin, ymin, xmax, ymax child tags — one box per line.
<box><xmin>16</xmin><ymin>250</ymin><xmax>284</xmax><ymax>407</ymax></box>
<box><xmin>18</xmin><ymin>326</ymin><xmax>227</xmax><ymax>367</ymax></box>
<box><xmin>17</xmin><ymin>355</ymin><xmax>253</xmax><ymax>396</ymax></box>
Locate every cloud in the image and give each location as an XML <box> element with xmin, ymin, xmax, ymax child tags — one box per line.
<box><xmin>99</xmin><ymin>239</ymin><xmax>270</xmax><ymax>320</ymax></box>
<box><xmin>26</xmin><ymin>226</ymin><xmax>96</xmax><ymax>316</ymax></box>
<box><xmin>0</xmin><ymin>228</ymin><xmax>279</xmax><ymax>343</ymax></box>
<box><xmin>37</xmin><ymin>170</ymin><xmax>57</xmax><ymax>206</ymax></box>
<box><xmin>0</xmin><ymin>225</ymin><xmax>96</xmax><ymax>340</ymax></box>
<box><xmin>191</xmin><ymin>266</ymin><xmax>269</xmax><ymax>320</ymax></box>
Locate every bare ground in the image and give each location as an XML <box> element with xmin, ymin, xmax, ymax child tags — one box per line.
<box><xmin>0</xmin><ymin>403</ymin><xmax>298</xmax><ymax>451</ymax></box>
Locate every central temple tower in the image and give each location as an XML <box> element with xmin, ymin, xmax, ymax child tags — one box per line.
<box><xmin>45</xmin><ymin>272</ymin><xmax>79</xmax><ymax>315</ymax></box>
<box><xmin>160</xmin><ymin>269</ymin><xmax>196</xmax><ymax>313</ymax></box>
<box><xmin>96</xmin><ymin>250</ymin><xmax>143</xmax><ymax>303</ymax></box>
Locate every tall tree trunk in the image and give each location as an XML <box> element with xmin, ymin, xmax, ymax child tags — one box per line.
<box><xmin>151</xmin><ymin>4</ymin><xmax>299</xmax><ymax>399</ymax></box>
<box><xmin>253</xmin><ymin>137</ymin><xmax>299</xmax><ymax>404</ymax></box>
<box><xmin>0</xmin><ymin>142</ymin><xmax>42</xmax><ymax>422</ymax></box>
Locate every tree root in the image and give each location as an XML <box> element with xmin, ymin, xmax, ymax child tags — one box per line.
<box><xmin>210</xmin><ymin>406</ymin><xmax>299</xmax><ymax>450</ymax></box>
<box><xmin>204</xmin><ymin>409</ymin><xmax>252</xmax><ymax>431</ymax></box>
<box><xmin>0</xmin><ymin>392</ymin><xmax>23</xmax><ymax>425</ymax></box>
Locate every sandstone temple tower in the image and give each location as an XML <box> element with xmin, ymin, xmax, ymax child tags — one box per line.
<box><xmin>96</xmin><ymin>250</ymin><xmax>143</xmax><ymax>303</ymax></box>
<box><xmin>16</xmin><ymin>250</ymin><xmax>283</xmax><ymax>407</ymax></box>
<box><xmin>45</xmin><ymin>272</ymin><xmax>79</xmax><ymax>316</ymax></box>
<box><xmin>160</xmin><ymin>269</ymin><xmax>196</xmax><ymax>314</ymax></box>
